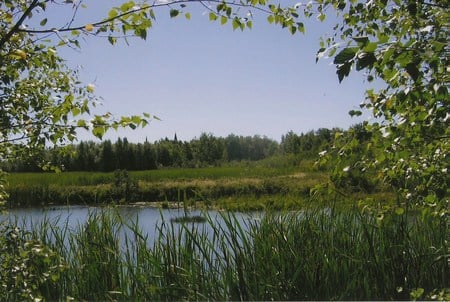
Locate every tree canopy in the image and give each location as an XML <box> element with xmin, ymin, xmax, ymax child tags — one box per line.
<box><xmin>311</xmin><ymin>0</ymin><xmax>449</xmax><ymax>212</ymax></box>
<box><xmin>1</xmin><ymin>0</ymin><xmax>448</xmax><ymax>211</ymax></box>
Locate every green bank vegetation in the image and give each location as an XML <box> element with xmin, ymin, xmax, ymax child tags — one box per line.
<box><xmin>4</xmin><ymin>158</ymin><xmax>327</xmax><ymax>210</ymax></box>
<box><xmin>1</xmin><ymin>208</ymin><xmax>448</xmax><ymax>301</ymax></box>
<box><xmin>5</xmin><ymin>156</ymin><xmax>393</xmax><ymax>210</ymax></box>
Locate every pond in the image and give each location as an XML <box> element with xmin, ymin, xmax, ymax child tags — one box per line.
<box><xmin>0</xmin><ymin>205</ymin><xmax>264</xmax><ymax>247</ymax></box>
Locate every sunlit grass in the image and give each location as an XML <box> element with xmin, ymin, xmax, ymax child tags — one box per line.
<box><xmin>6</xmin><ymin>164</ymin><xmax>302</xmax><ymax>186</ymax></box>
<box><xmin>4</xmin><ymin>159</ymin><xmax>332</xmax><ymax>209</ymax></box>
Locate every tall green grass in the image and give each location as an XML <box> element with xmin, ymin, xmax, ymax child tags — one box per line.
<box><xmin>2</xmin><ymin>208</ymin><xmax>447</xmax><ymax>300</ymax></box>
<box><xmin>6</xmin><ymin>165</ymin><xmax>302</xmax><ymax>187</ymax></box>
<box><xmin>5</xmin><ymin>164</ymin><xmax>330</xmax><ymax>208</ymax></box>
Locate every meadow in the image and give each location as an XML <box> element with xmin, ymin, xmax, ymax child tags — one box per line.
<box><xmin>5</xmin><ymin>158</ymin><xmax>341</xmax><ymax>210</ymax></box>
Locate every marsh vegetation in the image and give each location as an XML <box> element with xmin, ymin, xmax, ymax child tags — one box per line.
<box><xmin>1</xmin><ymin>207</ymin><xmax>447</xmax><ymax>301</ymax></box>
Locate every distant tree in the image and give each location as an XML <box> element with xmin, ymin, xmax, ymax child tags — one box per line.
<box><xmin>100</xmin><ymin>140</ymin><xmax>114</xmax><ymax>172</ymax></box>
<box><xmin>281</xmin><ymin>131</ymin><xmax>301</xmax><ymax>155</ymax></box>
<box><xmin>155</xmin><ymin>141</ymin><xmax>172</xmax><ymax>167</ymax></box>
<box><xmin>192</xmin><ymin>133</ymin><xmax>224</xmax><ymax>166</ymax></box>
<box><xmin>224</xmin><ymin>134</ymin><xmax>242</xmax><ymax>161</ymax></box>
<box><xmin>180</xmin><ymin>142</ymin><xmax>194</xmax><ymax>167</ymax></box>
<box><xmin>142</xmin><ymin>141</ymin><xmax>157</xmax><ymax>170</ymax></box>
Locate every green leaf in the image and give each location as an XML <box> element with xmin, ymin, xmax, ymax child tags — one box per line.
<box><xmin>136</xmin><ymin>28</ymin><xmax>147</xmax><ymax>40</ymax></box>
<box><xmin>120</xmin><ymin>1</ymin><xmax>135</xmax><ymax>13</ymax></box>
<box><xmin>363</xmin><ymin>42</ymin><xmax>377</xmax><ymax>53</ymax></box>
<box><xmin>108</xmin><ymin>36</ymin><xmax>117</xmax><ymax>45</ymax></box>
<box><xmin>40</xmin><ymin>18</ymin><xmax>47</xmax><ymax>26</ymax></box>
<box><xmin>377</xmin><ymin>33</ymin><xmax>389</xmax><ymax>44</ymax></box>
<box><xmin>348</xmin><ymin>110</ymin><xmax>362</xmax><ymax>117</ymax></box>
<box><xmin>77</xmin><ymin>119</ymin><xmax>87</xmax><ymax>127</ymax></box>
<box><xmin>356</xmin><ymin>52</ymin><xmax>377</xmax><ymax>70</ymax></box>
<box><xmin>405</xmin><ymin>63</ymin><xmax>419</xmax><ymax>81</ymax></box>
<box><xmin>149</xmin><ymin>9</ymin><xmax>156</xmax><ymax>19</ymax></box>
<box><xmin>72</xmin><ymin>107</ymin><xmax>81</xmax><ymax>117</ymax></box>
<box><xmin>221</xmin><ymin>16</ymin><xmax>227</xmax><ymax>25</ymax></box>
<box><xmin>185</xmin><ymin>12</ymin><xmax>191</xmax><ymax>20</ymax></box>
<box><xmin>352</xmin><ymin>36</ymin><xmax>369</xmax><ymax>45</ymax></box>
<box><xmin>317</xmin><ymin>13</ymin><xmax>326</xmax><ymax>22</ymax></box>
<box><xmin>131</xmin><ymin>115</ymin><xmax>142</xmax><ymax>124</ymax></box>
<box><xmin>232</xmin><ymin>18</ymin><xmax>240</xmax><ymax>30</ymax></box>
<box><xmin>209</xmin><ymin>12</ymin><xmax>218</xmax><ymax>21</ymax></box>
<box><xmin>334</xmin><ymin>47</ymin><xmax>357</xmax><ymax>65</ymax></box>
<box><xmin>297</xmin><ymin>22</ymin><xmax>305</xmax><ymax>34</ymax></box>
<box><xmin>108</xmin><ymin>9</ymin><xmax>118</xmax><ymax>19</ymax></box>
<box><xmin>290</xmin><ymin>26</ymin><xmax>296</xmax><ymax>35</ymax></box>
<box><xmin>336</xmin><ymin>62</ymin><xmax>352</xmax><ymax>83</ymax></box>
<box><xmin>217</xmin><ymin>3</ymin><xmax>225</xmax><ymax>12</ymax></box>
<box><xmin>93</xmin><ymin>126</ymin><xmax>106</xmax><ymax>139</ymax></box>
<box><xmin>170</xmin><ymin>9</ymin><xmax>179</xmax><ymax>18</ymax></box>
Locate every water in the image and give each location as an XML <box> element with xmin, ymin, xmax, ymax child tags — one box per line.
<box><xmin>0</xmin><ymin>205</ymin><xmax>263</xmax><ymax>246</ymax></box>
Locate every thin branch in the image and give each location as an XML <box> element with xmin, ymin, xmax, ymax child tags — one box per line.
<box><xmin>17</xmin><ymin>0</ymin><xmax>273</xmax><ymax>35</ymax></box>
<box><xmin>65</xmin><ymin>0</ymin><xmax>85</xmax><ymax>29</ymax></box>
<box><xmin>0</xmin><ymin>0</ymin><xmax>40</xmax><ymax>50</ymax></box>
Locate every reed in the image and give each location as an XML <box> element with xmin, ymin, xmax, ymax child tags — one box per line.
<box><xmin>1</xmin><ymin>207</ymin><xmax>447</xmax><ymax>301</ymax></box>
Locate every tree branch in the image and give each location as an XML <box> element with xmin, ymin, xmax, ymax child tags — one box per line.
<box><xmin>0</xmin><ymin>0</ymin><xmax>40</xmax><ymax>50</ymax></box>
<box><xmin>17</xmin><ymin>0</ymin><xmax>272</xmax><ymax>35</ymax></box>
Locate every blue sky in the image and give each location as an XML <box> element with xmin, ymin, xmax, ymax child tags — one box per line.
<box><xmin>38</xmin><ymin>1</ymin><xmax>373</xmax><ymax>142</ymax></box>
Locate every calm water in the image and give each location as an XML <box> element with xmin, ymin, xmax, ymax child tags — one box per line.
<box><xmin>1</xmin><ymin>205</ymin><xmax>263</xmax><ymax>246</ymax></box>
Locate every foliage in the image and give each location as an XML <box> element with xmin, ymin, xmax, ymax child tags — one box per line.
<box><xmin>112</xmin><ymin>169</ymin><xmax>139</xmax><ymax>203</ymax></box>
<box><xmin>1</xmin><ymin>131</ymin><xmax>324</xmax><ymax>172</ymax></box>
<box><xmin>0</xmin><ymin>1</ymin><xmax>155</xmax><ymax>168</ymax></box>
<box><xmin>303</xmin><ymin>1</ymin><xmax>449</xmax><ymax>212</ymax></box>
<box><xmin>0</xmin><ymin>224</ymin><xmax>64</xmax><ymax>301</ymax></box>
<box><xmin>0</xmin><ymin>169</ymin><xmax>7</xmax><ymax>209</ymax></box>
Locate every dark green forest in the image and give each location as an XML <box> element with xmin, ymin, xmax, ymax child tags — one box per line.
<box><xmin>2</xmin><ymin>128</ymin><xmax>346</xmax><ymax>172</ymax></box>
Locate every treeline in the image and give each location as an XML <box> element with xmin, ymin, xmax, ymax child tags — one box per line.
<box><xmin>2</xmin><ymin>129</ymin><xmax>343</xmax><ymax>172</ymax></box>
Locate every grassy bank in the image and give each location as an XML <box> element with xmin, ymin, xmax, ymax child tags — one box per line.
<box><xmin>5</xmin><ymin>160</ymin><xmax>335</xmax><ymax>209</ymax></box>
<box><xmin>1</xmin><ymin>208</ymin><xmax>447</xmax><ymax>301</ymax></box>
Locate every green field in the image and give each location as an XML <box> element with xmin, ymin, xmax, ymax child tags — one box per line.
<box><xmin>6</xmin><ymin>165</ymin><xmax>301</xmax><ymax>186</ymax></box>
<box><xmin>5</xmin><ymin>157</ymin><xmax>393</xmax><ymax>210</ymax></box>
<box><xmin>5</xmin><ymin>160</ymin><xmax>321</xmax><ymax>209</ymax></box>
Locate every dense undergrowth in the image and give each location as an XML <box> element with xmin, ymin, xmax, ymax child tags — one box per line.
<box><xmin>1</xmin><ymin>207</ymin><xmax>448</xmax><ymax>301</ymax></box>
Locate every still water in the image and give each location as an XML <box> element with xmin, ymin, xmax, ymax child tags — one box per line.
<box><xmin>1</xmin><ymin>205</ymin><xmax>263</xmax><ymax>246</ymax></box>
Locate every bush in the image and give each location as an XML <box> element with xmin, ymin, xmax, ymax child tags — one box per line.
<box><xmin>0</xmin><ymin>224</ymin><xmax>64</xmax><ymax>301</ymax></box>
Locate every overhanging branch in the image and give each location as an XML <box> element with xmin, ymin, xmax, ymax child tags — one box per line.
<box><xmin>17</xmin><ymin>0</ymin><xmax>271</xmax><ymax>35</ymax></box>
<box><xmin>0</xmin><ymin>0</ymin><xmax>40</xmax><ymax>51</ymax></box>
